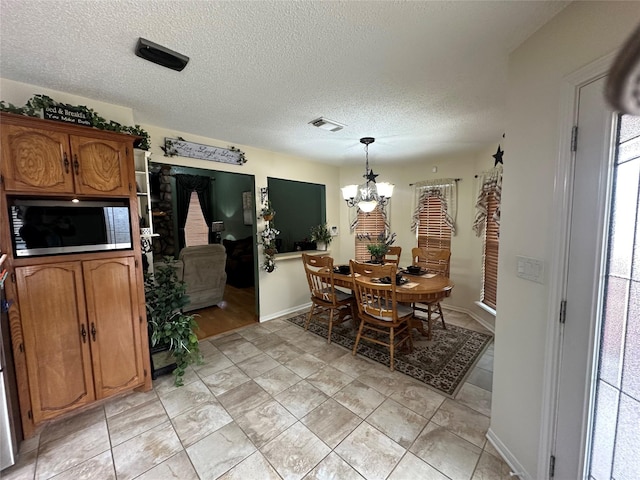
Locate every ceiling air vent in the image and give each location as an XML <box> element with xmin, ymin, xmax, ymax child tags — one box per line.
<box><xmin>309</xmin><ymin>117</ymin><xmax>346</xmax><ymax>132</ymax></box>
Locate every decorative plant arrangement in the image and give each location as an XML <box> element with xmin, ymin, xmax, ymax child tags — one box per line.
<box><xmin>363</xmin><ymin>231</ymin><xmax>397</xmax><ymax>263</ymax></box>
<box><xmin>310</xmin><ymin>224</ymin><xmax>332</xmax><ymax>250</ymax></box>
<box><xmin>260</xmin><ymin>200</ymin><xmax>275</xmax><ymax>221</ymax></box>
<box><xmin>0</xmin><ymin>94</ymin><xmax>150</xmax><ymax>150</ymax></box>
<box><xmin>258</xmin><ymin>200</ymin><xmax>279</xmax><ymax>272</ymax></box>
<box><xmin>144</xmin><ymin>258</ymin><xmax>202</xmax><ymax>386</ymax></box>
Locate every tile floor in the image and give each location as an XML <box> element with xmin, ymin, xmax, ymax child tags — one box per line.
<box><xmin>1</xmin><ymin>309</ymin><xmax>511</xmax><ymax>480</ymax></box>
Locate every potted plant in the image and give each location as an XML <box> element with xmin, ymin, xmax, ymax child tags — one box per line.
<box><xmin>365</xmin><ymin>231</ymin><xmax>397</xmax><ymax>263</ymax></box>
<box><xmin>310</xmin><ymin>224</ymin><xmax>332</xmax><ymax>251</ymax></box>
<box><xmin>261</xmin><ymin>200</ymin><xmax>275</xmax><ymax>221</ymax></box>
<box><xmin>144</xmin><ymin>258</ymin><xmax>202</xmax><ymax>386</ymax></box>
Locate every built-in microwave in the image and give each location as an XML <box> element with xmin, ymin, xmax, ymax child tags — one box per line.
<box><xmin>8</xmin><ymin>198</ymin><xmax>133</xmax><ymax>257</ymax></box>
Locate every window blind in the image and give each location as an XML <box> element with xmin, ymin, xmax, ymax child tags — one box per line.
<box><xmin>482</xmin><ymin>191</ymin><xmax>500</xmax><ymax>309</ymax></box>
<box><xmin>184</xmin><ymin>191</ymin><xmax>209</xmax><ymax>247</ymax></box>
<box><xmin>417</xmin><ymin>196</ymin><xmax>452</xmax><ymax>250</ymax></box>
<box><xmin>355</xmin><ymin>207</ymin><xmax>386</xmax><ymax>262</ymax></box>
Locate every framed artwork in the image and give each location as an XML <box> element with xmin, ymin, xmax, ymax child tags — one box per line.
<box><xmin>242</xmin><ymin>191</ymin><xmax>253</xmax><ymax>225</ymax></box>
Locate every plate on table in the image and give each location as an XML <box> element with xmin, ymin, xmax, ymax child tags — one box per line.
<box><xmin>373</xmin><ymin>276</ymin><xmax>408</xmax><ymax>285</ymax></box>
<box><xmin>333</xmin><ymin>265</ymin><xmax>351</xmax><ymax>275</ymax></box>
<box><xmin>401</xmin><ymin>267</ymin><xmax>428</xmax><ymax>275</ymax></box>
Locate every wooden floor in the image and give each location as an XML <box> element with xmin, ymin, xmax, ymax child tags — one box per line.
<box><xmin>192</xmin><ymin>283</ymin><xmax>258</xmax><ymax>340</ymax></box>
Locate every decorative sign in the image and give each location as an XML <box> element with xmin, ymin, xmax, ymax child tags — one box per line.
<box><xmin>43</xmin><ymin>105</ymin><xmax>92</xmax><ymax>126</ymax></box>
<box><xmin>163</xmin><ymin>137</ymin><xmax>246</xmax><ymax>165</ymax></box>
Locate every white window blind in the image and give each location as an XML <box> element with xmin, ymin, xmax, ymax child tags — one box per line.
<box><xmin>354</xmin><ymin>207</ymin><xmax>386</xmax><ymax>262</ymax></box>
<box><xmin>417</xmin><ymin>196</ymin><xmax>452</xmax><ymax>250</ymax></box>
<box><xmin>184</xmin><ymin>191</ymin><xmax>209</xmax><ymax>247</ymax></box>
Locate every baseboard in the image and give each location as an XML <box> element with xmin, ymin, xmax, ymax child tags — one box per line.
<box><xmin>486</xmin><ymin>428</ymin><xmax>532</xmax><ymax>480</ymax></box>
<box><xmin>442</xmin><ymin>303</ymin><xmax>495</xmax><ymax>334</ymax></box>
<box><xmin>260</xmin><ymin>303</ymin><xmax>309</xmax><ymax>322</ymax></box>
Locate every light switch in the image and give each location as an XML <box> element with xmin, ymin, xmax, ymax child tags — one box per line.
<box><xmin>516</xmin><ymin>255</ymin><xmax>544</xmax><ymax>284</ymax></box>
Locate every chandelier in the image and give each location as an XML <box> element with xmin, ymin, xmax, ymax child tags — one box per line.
<box><xmin>341</xmin><ymin>137</ymin><xmax>394</xmax><ymax>213</ymax></box>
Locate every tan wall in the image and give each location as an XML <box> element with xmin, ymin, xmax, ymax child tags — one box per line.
<box><xmin>493</xmin><ymin>2</ymin><xmax>640</xmax><ymax>477</ymax></box>
<box><xmin>337</xmin><ymin>147</ymin><xmax>498</xmax><ymax>329</ymax></box>
<box><xmin>1</xmin><ymin>77</ymin><xmax>496</xmax><ymax>325</ymax></box>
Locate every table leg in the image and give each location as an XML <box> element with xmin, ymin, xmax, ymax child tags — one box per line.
<box><xmin>409</xmin><ymin>315</ymin><xmax>431</xmax><ymax>339</ymax></box>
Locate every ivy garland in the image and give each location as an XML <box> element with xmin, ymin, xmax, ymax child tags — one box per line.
<box><xmin>0</xmin><ymin>94</ymin><xmax>150</xmax><ymax>150</ymax></box>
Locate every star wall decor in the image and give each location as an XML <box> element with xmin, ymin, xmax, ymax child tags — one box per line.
<box><xmin>365</xmin><ymin>169</ymin><xmax>379</xmax><ymax>183</ymax></box>
<box><xmin>493</xmin><ymin>145</ymin><xmax>504</xmax><ymax>166</ymax></box>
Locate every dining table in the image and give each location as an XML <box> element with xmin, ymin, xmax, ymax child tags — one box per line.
<box><xmin>331</xmin><ymin>268</ymin><xmax>454</xmax><ymax>340</ymax></box>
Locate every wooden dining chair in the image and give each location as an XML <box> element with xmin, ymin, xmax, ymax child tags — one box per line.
<box><xmin>410</xmin><ymin>247</ymin><xmax>451</xmax><ymax>332</ymax></box>
<box><xmin>349</xmin><ymin>260</ymin><xmax>413</xmax><ymax>371</ymax></box>
<box><xmin>301</xmin><ymin>253</ymin><xmax>355</xmax><ymax>344</ymax></box>
<box><xmin>383</xmin><ymin>246</ymin><xmax>402</xmax><ymax>266</ymax></box>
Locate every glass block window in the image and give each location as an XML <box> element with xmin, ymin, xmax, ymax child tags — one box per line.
<box><xmin>589</xmin><ymin>113</ymin><xmax>640</xmax><ymax>479</ymax></box>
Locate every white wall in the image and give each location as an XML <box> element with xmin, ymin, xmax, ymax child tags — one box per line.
<box><xmin>492</xmin><ymin>2</ymin><xmax>640</xmax><ymax>478</ymax></box>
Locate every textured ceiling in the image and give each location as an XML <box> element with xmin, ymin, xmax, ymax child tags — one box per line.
<box><xmin>0</xmin><ymin>0</ymin><xmax>568</xmax><ymax>166</ymax></box>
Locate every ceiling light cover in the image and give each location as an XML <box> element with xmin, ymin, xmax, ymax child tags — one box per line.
<box><xmin>135</xmin><ymin>38</ymin><xmax>189</xmax><ymax>72</ymax></box>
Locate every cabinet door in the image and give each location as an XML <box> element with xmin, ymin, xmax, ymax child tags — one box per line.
<box><xmin>15</xmin><ymin>263</ymin><xmax>95</xmax><ymax>423</ymax></box>
<box><xmin>1</xmin><ymin>125</ymin><xmax>74</xmax><ymax>193</ymax></box>
<box><xmin>82</xmin><ymin>257</ymin><xmax>145</xmax><ymax>398</ymax></box>
<box><xmin>70</xmin><ymin>135</ymin><xmax>131</xmax><ymax>196</ymax></box>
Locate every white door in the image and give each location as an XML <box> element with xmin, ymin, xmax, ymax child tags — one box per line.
<box><xmin>553</xmin><ymin>75</ymin><xmax>614</xmax><ymax>479</ymax></box>
<box><xmin>554</xmin><ymin>76</ymin><xmax>640</xmax><ymax>478</ymax></box>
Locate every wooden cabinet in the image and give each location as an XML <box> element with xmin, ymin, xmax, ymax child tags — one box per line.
<box><xmin>15</xmin><ymin>257</ymin><xmax>145</xmax><ymax>423</ymax></box>
<box><xmin>83</xmin><ymin>257</ymin><xmax>145</xmax><ymax>398</ymax></box>
<box><xmin>1</xmin><ymin>121</ymin><xmax>131</xmax><ymax>196</ymax></box>
<box><xmin>1</xmin><ymin>112</ymin><xmax>151</xmax><ymax>437</ymax></box>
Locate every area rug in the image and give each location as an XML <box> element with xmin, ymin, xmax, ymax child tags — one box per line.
<box><xmin>286</xmin><ymin>312</ymin><xmax>492</xmax><ymax>397</ymax></box>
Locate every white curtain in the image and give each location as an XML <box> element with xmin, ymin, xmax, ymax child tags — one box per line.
<box><xmin>472</xmin><ymin>164</ymin><xmax>503</xmax><ymax>237</ymax></box>
<box><xmin>410</xmin><ymin>178</ymin><xmax>458</xmax><ymax>234</ymax></box>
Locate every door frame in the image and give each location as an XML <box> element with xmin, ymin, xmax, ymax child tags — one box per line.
<box><xmin>538</xmin><ymin>51</ymin><xmax>616</xmax><ymax>478</ymax></box>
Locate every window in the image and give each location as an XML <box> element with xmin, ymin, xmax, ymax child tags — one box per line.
<box><xmin>267</xmin><ymin>177</ymin><xmax>326</xmax><ymax>253</ymax></box>
<box><xmin>184</xmin><ymin>191</ymin><xmax>209</xmax><ymax>247</ymax></box>
<box><xmin>473</xmin><ymin>165</ymin><xmax>502</xmax><ymax>310</ymax></box>
<box><xmin>417</xmin><ymin>195</ymin><xmax>452</xmax><ymax>250</ymax></box>
<box><xmin>355</xmin><ymin>207</ymin><xmax>386</xmax><ymax>262</ymax></box>
<box><xmin>482</xmin><ymin>191</ymin><xmax>500</xmax><ymax>309</ymax></box>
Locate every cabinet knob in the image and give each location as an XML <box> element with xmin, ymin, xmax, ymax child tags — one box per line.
<box><xmin>81</xmin><ymin>324</ymin><xmax>87</xmax><ymax>343</ymax></box>
<box><xmin>73</xmin><ymin>154</ymin><xmax>80</xmax><ymax>175</ymax></box>
<box><xmin>63</xmin><ymin>152</ymin><xmax>70</xmax><ymax>174</ymax></box>
<box><xmin>90</xmin><ymin>322</ymin><xmax>96</xmax><ymax>341</ymax></box>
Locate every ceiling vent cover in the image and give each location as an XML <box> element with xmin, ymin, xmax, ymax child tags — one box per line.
<box><xmin>309</xmin><ymin>117</ymin><xmax>346</xmax><ymax>132</ymax></box>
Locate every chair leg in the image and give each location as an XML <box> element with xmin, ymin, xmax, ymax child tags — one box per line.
<box><xmin>305</xmin><ymin>304</ymin><xmax>316</xmax><ymax>330</ymax></box>
<box><xmin>352</xmin><ymin>319</ymin><xmax>365</xmax><ymax>356</ymax></box>
<box><xmin>327</xmin><ymin>309</ymin><xmax>335</xmax><ymax>344</ymax></box>
<box><xmin>389</xmin><ymin>327</ymin><xmax>395</xmax><ymax>371</ymax></box>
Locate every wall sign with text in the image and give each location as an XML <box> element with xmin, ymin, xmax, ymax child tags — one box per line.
<box><xmin>43</xmin><ymin>105</ymin><xmax>92</xmax><ymax>126</ymax></box>
<box><xmin>163</xmin><ymin>137</ymin><xmax>246</xmax><ymax>165</ymax></box>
